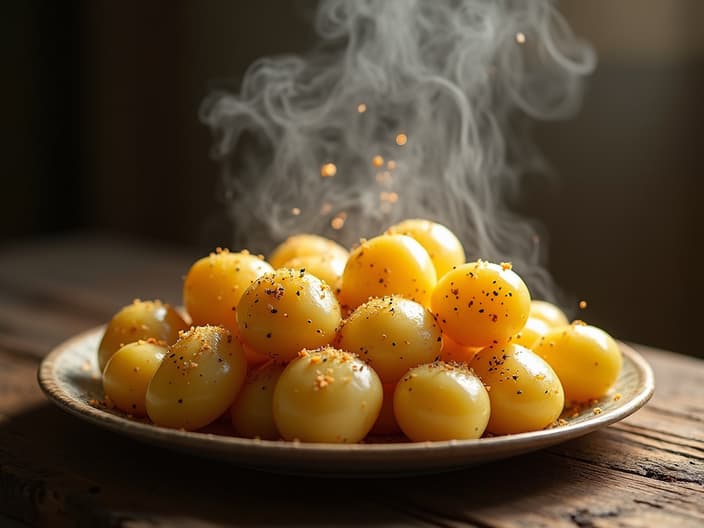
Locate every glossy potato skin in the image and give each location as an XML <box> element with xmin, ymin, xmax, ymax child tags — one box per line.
<box><xmin>340</xmin><ymin>234</ymin><xmax>437</xmax><ymax>309</ymax></box>
<box><xmin>273</xmin><ymin>347</ymin><xmax>382</xmax><ymax>443</ymax></box>
<box><xmin>98</xmin><ymin>300</ymin><xmax>188</xmax><ymax>372</ymax></box>
<box><xmin>146</xmin><ymin>325</ymin><xmax>247</xmax><ymax>430</ymax></box>
<box><xmin>533</xmin><ymin>323</ymin><xmax>622</xmax><ymax>402</ymax></box>
<box><xmin>183</xmin><ymin>249</ymin><xmax>273</xmax><ymax>331</ymax></box>
<box><xmin>280</xmin><ymin>253</ymin><xmax>346</xmax><ymax>288</ymax></box>
<box><xmin>511</xmin><ymin>317</ymin><xmax>550</xmax><ymax>349</ymax></box>
<box><xmin>393</xmin><ymin>362</ymin><xmax>490</xmax><ymax>441</ymax></box>
<box><xmin>231</xmin><ymin>361</ymin><xmax>285</xmax><ymax>440</ymax></box>
<box><xmin>236</xmin><ymin>269</ymin><xmax>342</xmax><ymax>362</ymax></box>
<box><xmin>369</xmin><ymin>383</ymin><xmax>401</xmax><ymax>436</ymax></box>
<box><xmin>386</xmin><ymin>218</ymin><xmax>465</xmax><ymax>279</ymax></box>
<box><xmin>430</xmin><ymin>261</ymin><xmax>531</xmax><ymax>348</ymax></box>
<box><xmin>103</xmin><ymin>340</ymin><xmax>166</xmax><ymax>416</ymax></box>
<box><xmin>269</xmin><ymin>234</ymin><xmax>348</xmax><ymax>269</ymax></box>
<box><xmin>471</xmin><ymin>343</ymin><xmax>564</xmax><ymax>435</ymax></box>
<box><xmin>530</xmin><ymin>300</ymin><xmax>569</xmax><ymax>328</ymax></box>
<box><xmin>337</xmin><ymin>295</ymin><xmax>441</xmax><ymax>384</ymax></box>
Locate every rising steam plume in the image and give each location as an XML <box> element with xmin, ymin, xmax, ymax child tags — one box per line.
<box><xmin>200</xmin><ymin>0</ymin><xmax>595</xmax><ymax>300</ymax></box>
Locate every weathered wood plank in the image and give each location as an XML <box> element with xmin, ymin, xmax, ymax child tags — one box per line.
<box><xmin>1</xmin><ymin>346</ymin><xmax>702</xmax><ymax>527</ymax></box>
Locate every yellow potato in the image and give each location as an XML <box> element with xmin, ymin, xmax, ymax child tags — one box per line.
<box><xmin>280</xmin><ymin>253</ymin><xmax>346</xmax><ymax>287</ymax></box>
<box><xmin>369</xmin><ymin>383</ymin><xmax>401</xmax><ymax>436</ymax></box>
<box><xmin>393</xmin><ymin>362</ymin><xmax>490</xmax><ymax>441</ymax></box>
<box><xmin>511</xmin><ymin>317</ymin><xmax>551</xmax><ymax>349</ymax></box>
<box><xmin>533</xmin><ymin>322</ymin><xmax>622</xmax><ymax>402</ymax></box>
<box><xmin>471</xmin><ymin>343</ymin><xmax>564</xmax><ymax>435</ymax></box>
<box><xmin>530</xmin><ymin>300</ymin><xmax>569</xmax><ymax>328</ymax></box>
<box><xmin>269</xmin><ymin>234</ymin><xmax>348</xmax><ymax>269</ymax></box>
<box><xmin>236</xmin><ymin>269</ymin><xmax>342</xmax><ymax>362</ymax></box>
<box><xmin>146</xmin><ymin>325</ymin><xmax>247</xmax><ymax>430</ymax></box>
<box><xmin>273</xmin><ymin>347</ymin><xmax>382</xmax><ymax>443</ymax></box>
<box><xmin>337</xmin><ymin>295</ymin><xmax>441</xmax><ymax>384</ymax></box>
<box><xmin>102</xmin><ymin>340</ymin><xmax>167</xmax><ymax>416</ymax></box>
<box><xmin>430</xmin><ymin>260</ymin><xmax>531</xmax><ymax>348</ymax></box>
<box><xmin>183</xmin><ymin>248</ymin><xmax>273</xmax><ymax>331</ymax></box>
<box><xmin>98</xmin><ymin>300</ymin><xmax>188</xmax><ymax>372</ymax></box>
<box><xmin>386</xmin><ymin>218</ymin><xmax>465</xmax><ymax>278</ymax></box>
<box><xmin>340</xmin><ymin>234</ymin><xmax>437</xmax><ymax>309</ymax></box>
<box><xmin>231</xmin><ymin>361</ymin><xmax>285</xmax><ymax>440</ymax></box>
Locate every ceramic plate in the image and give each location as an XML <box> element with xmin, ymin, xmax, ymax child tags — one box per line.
<box><xmin>38</xmin><ymin>327</ymin><xmax>654</xmax><ymax>476</ymax></box>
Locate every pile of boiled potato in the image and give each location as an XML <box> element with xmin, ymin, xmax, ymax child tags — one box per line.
<box><xmin>97</xmin><ymin>219</ymin><xmax>622</xmax><ymax>443</ymax></box>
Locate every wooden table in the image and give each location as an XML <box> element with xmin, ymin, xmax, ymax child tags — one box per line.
<box><xmin>1</xmin><ymin>232</ymin><xmax>702</xmax><ymax>527</ymax></box>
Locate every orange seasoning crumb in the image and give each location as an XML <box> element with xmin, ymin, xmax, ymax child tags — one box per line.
<box><xmin>320</xmin><ymin>163</ymin><xmax>337</xmax><ymax>178</ymax></box>
<box><xmin>500</xmin><ymin>262</ymin><xmax>512</xmax><ymax>271</ymax></box>
<box><xmin>579</xmin><ymin>300</ymin><xmax>588</xmax><ymax>309</ymax></box>
<box><xmin>372</xmin><ymin>155</ymin><xmax>384</xmax><ymax>168</ymax></box>
<box><xmin>613</xmin><ymin>393</ymin><xmax>622</xmax><ymax>401</ymax></box>
<box><xmin>395</xmin><ymin>133</ymin><xmax>408</xmax><ymax>146</ymax></box>
<box><xmin>593</xmin><ymin>407</ymin><xmax>602</xmax><ymax>415</ymax></box>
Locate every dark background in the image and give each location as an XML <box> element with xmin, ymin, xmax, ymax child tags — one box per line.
<box><xmin>3</xmin><ymin>1</ymin><xmax>703</xmax><ymax>356</ymax></box>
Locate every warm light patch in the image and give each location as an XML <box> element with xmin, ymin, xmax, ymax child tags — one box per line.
<box><xmin>291</xmin><ymin>207</ymin><xmax>301</xmax><ymax>216</ymax></box>
<box><xmin>516</xmin><ymin>32</ymin><xmax>526</xmax><ymax>44</ymax></box>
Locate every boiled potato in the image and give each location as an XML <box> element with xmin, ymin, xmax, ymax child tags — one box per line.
<box><xmin>337</xmin><ymin>295</ymin><xmax>441</xmax><ymax>383</ymax></box>
<box><xmin>369</xmin><ymin>383</ymin><xmax>401</xmax><ymax>436</ymax></box>
<box><xmin>269</xmin><ymin>234</ymin><xmax>348</xmax><ymax>269</ymax></box>
<box><xmin>393</xmin><ymin>362</ymin><xmax>490</xmax><ymax>441</ymax></box>
<box><xmin>386</xmin><ymin>218</ymin><xmax>465</xmax><ymax>278</ymax></box>
<box><xmin>231</xmin><ymin>361</ymin><xmax>285</xmax><ymax>440</ymax></box>
<box><xmin>430</xmin><ymin>260</ymin><xmax>530</xmax><ymax>348</ymax></box>
<box><xmin>533</xmin><ymin>322</ymin><xmax>622</xmax><ymax>402</ymax></box>
<box><xmin>530</xmin><ymin>300</ymin><xmax>569</xmax><ymax>328</ymax></box>
<box><xmin>236</xmin><ymin>269</ymin><xmax>342</xmax><ymax>362</ymax></box>
<box><xmin>340</xmin><ymin>234</ymin><xmax>437</xmax><ymax>309</ymax></box>
<box><xmin>512</xmin><ymin>317</ymin><xmax>551</xmax><ymax>349</ymax></box>
<box><xmin>103</xmin><ymin>340</ymin><xmax>166</xmax><ymax>416</ymax></box>
<box><xmin>273</xmin><ymin>347</ymin><xmax>382</xmax><ymax>443</ymax></box>
<box><xmin>183</xmin><ymin>248</ymin><xmax>273</xmax><ymax>331</ymax></box>
<box><xmin>471</xmin><ymin>343</ymin><xmax>564</xmax><ymax>435</ymax></box>
<box><xmin>98</xmin><ymin>299</ymin><xmax>188</xmax><ymax>372</ymax></box>
<box><xmin>280</xmin><ymin>253</ymin><xmax>346</xmax><ymax>288</ymax></box>
<box><xmin>146</xmin><ymin>325</ymin><xmax>247</xmax><ymax>430</ymax></box>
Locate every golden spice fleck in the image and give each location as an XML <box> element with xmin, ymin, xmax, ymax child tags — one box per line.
<box><xmin>320</xmin><ymin>163</ymin><xmax>337</xmax><ymax>178</ymax></box>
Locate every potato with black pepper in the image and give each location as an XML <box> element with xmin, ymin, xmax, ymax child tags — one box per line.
<box><xmin>231</xmin><ymin>361</ymin><xmax>285</xmax><ymax>440</ymax></box>
<box><xmin>470</xmin><ymin>343</ymin><xmax>564</xmax><ymax>435</ymax></box>
<box><xmin>337</xmin><ymin>295</ymin><xmax>441</xmax><ymax>384</ymax></box>
<box><xmin>236</xmin><ymin>268</ymin><xmax>342</xmax><ymax>362</ymax></box>
<box><xmin>146</xmin><ymin>325</ymin><xmax>247</xmax><ymax>430</ymax></box>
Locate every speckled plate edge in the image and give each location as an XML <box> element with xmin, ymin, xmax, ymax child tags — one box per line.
<box><xmin>38</xmin><ymin>326</ymin><xmax>654</xmax><ymax>476</ymax></box>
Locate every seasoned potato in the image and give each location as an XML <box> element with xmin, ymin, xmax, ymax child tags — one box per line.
<box><xmin>103</xmin><ymin>340</ymin><xmax>167</xmax><ymax>416</ymax></box>
<box><xmin>430</xmin><ymin>260</ymin><xmax>531</xmax><ymax>348</ymax></box>
<box><xmin>183</xmin><ymin>248</ymin><xmax>273</xmax><ymax>331</ymax></box>
<box><xmin>340</xmin><ymin>234</ymin><xmax>437</xmax><ymax>309</ymax></box>
<box><xmin>146</xmin><ymin>325</ymin><xmax>247</xmax><ymax>430</ymax></box>
<box><xmin>231</xmin><ymin>361</ymin><xmax>285</xmax><ymax>440</ymax></box>
<box><xmin>269</xmin><ymin>234</ymin><xmax>348</xmax><ymax>269</ymax></box>
<box><xmin>273</xmin><ymin>347</ymin><xmax>382</xmax><ymax>443</ymax></box>
<box><xmin>394</xmin><ymin>362</ymin><xmax>490</xmax><ymax>441</ymax></box>
<box><xmin>440</xmin><ymin>334</ymin><xmax>481</xmax><ymax>364</ymax></box>
<box><xmin>533</xmin><ymin>322</ymin><xmax>622</xmax><ymax>402</ymax></box>
<box><xmin>236</xmin><ymin>269</ymin><xmax>342</xmax><ymax>362</ymax></box>
<box><xmin>386</xmin><ymin>218</ymin><xmax>465</xmax><ymax>278</ymax></box>
<box><xmin>98</xmin><ymin>299</ymin><xmax>188</xmax><ymax>372</ymax></box>
<box><xmin>471</xmin><ymin>343</ymin><xmax>564</xmax><ymax>435</ymax></box>
<box><xmin>337</xmin><ymin>295</ymin><xmax>441</xmax><ymax>384</ymax></box>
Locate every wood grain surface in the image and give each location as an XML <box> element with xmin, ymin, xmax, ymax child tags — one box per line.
<box><xmin>1</xmin><ymin>232</ymin><xmax>702</xmax><ymax>527</ymax></box>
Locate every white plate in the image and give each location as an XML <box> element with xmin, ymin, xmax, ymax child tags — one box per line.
<box><xmin>38</xmin><ymin>327</ymin><xmax>654</xmax><ymax>476</ymax></box>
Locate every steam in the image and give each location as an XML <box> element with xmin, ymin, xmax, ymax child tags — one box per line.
<box><xmin>200</xmin><ymin>0</ymin><xmax>595</xmax><ymax>300</ymax></box>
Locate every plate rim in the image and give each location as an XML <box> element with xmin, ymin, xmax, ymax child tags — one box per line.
<box><xmin>37</xmin><ymin>326</ymin><xmax>655</xmax><ymax>463</ymax></box>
